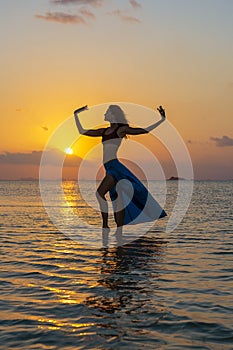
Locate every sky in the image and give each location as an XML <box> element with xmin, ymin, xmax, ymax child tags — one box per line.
<box><xmin>0</xmin><ymin>0</ymin><xmax>233</xmax><ymax>180</ymax></box>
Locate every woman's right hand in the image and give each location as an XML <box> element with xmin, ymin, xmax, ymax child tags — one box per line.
<box><xmin>74</xmin><ymin>105</ymin><xmax>88</xmax><ymax>115</ymax></box>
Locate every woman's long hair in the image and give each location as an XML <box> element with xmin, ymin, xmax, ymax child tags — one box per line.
<box><xmin>108</xmin><ymin>105</ymin><xmax>129</xmax><ymax>126</ymax></box>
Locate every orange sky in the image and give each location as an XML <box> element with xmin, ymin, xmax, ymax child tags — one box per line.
<box><xmin>0</xmin><ymin>1</ymin><xmax>233</xmax><ymax>180</ymax></box>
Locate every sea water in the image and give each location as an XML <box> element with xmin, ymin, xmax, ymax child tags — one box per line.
<box><xmin>0</xmin><ymin>180</ymin><xmax>232</xmax><ymax>349</ymax></box>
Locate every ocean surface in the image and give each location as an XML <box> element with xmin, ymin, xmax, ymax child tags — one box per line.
<box><xmin>0</xmin><ymin>180</ymin><xmax>232</xmax><ymax>349</ymax></box>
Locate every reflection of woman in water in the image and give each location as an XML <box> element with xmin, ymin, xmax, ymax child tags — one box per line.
<box><xmin>74</xmin><ymin>104</ymin><xmax>167</xmax><ymax>234</ymax></box>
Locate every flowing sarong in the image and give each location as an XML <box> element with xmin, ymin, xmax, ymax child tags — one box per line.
<box><xmin>104</xmin><ymin>159</ymin><xmax>167</xmax><ymax>225</ymax></box>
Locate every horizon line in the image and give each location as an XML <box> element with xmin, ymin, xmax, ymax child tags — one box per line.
<box><xmin>0</xmin><ymin>178</ymin><xmax>232</xmax><ymax>182</ymax></box>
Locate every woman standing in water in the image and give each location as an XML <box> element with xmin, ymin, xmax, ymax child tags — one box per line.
<box><xmin>74</xmin><ymin>104</ymin><xmax>167</xmax><ymax>234</ymax></box>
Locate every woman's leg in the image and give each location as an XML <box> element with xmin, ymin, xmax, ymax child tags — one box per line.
<box><xmin>96</xmin><ymin>174</ymin><xmax>116</xmax><ymax>228</ymax></box>
<box><xmin>115</xmin><ymin>189</ymin><xmax>124</xmax><ymax>227</ymax></box>
<box><xmin>96</xmin><ymin>174</ymin><xmax>125</xmax><ymax>229</ymax></box>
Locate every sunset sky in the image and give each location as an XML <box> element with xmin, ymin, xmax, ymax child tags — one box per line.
<box><xmin>0</xmin><ymin>0</ymin><xmax>233</xmax><ymax>180</ymax></box>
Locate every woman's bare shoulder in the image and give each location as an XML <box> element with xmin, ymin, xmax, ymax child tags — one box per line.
<box><xmin>116</xmin><ymin>124</ymin><xmax>129</xmax><ymax>136</ymax></box>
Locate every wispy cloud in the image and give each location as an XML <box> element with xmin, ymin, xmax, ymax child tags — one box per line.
<box><xmin>50</xmin><ymin>0</ymin><xmax>104</xmax><ymax>7</ymax></box>
<box><xmin>35</xmin><ymin>11</ymin><xmax>86</xmax><ymax>24</ymax></box>
<box><xmin>41</xmin><ymin>125</ymin><xmax>49</xmax><ymax>131</ymax></box>
<box><xmin>186</xmin><ymin>139</ymin><xmax>211</xmax><ymax>146</ymax></box>
<box><xmin>210</xmin><ymin>135</ymin><xmax>233</xmax><ymax>147</ymax></box>
<box><xmin>36</xmin><ymin>1</ymin><xmax>141</xmax><ymax>25</ymax></box>
<box><xmin>129</xmin><ymin>0</ymin><xmax>141</xmax><ymax>9</ymax></box>
<box><xmin>80</xmin><ymin>7</ymin><xmax>95</xmax><ymax>19</ymax></box>
<box><xmin>108</xmin><ymin>9</ymin><xmax>141</xmax><ymax>24</ymax></box>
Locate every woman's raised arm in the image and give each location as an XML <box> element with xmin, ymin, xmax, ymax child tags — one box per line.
<box><xmin>144</xmin><ymin>105</ymin><xmax>166</xmax><ymax>132</ymax></box>
<box><xmin>74</xmin><ymin>106</ymin><xmax>105</xmax><ymax>137</ymax></box>
<box><xmin>120</xmin><ymin>105</ymin><xmax>166</xmax><ymax>136</ymax></box>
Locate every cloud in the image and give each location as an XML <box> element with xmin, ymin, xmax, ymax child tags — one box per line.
<box><xmin>79</xmin><ymin>7</ymin><xmax>95</xmax><ymax>19</ymax></box>
<box><xmin>0</xmin><ymin>150</ymin><xmax>82</xmax><ymax>167</ymax></box>
<box><xmin>129</xmin><ymin>0</ymin><xmax>141</xmax><ymax>9</ymax></box>
<box><xmin>36</xmin><ymin>1</ymin><xmax>140</xmax><ymax>25</ymax></box>
<box><xmin>35</xmin><ymin>12</ymin><xmax>86</xmax><ymax>24</ymax></box>
<box><xmin>41</xmin><ymin>126</ymin><xmax>49</xmax><ymax>131</ymax></box>
<box><xmin>210</xmin><ymin>135</ymin><xmax>233</xmax><ymax>147</ymax></box>
<box><xmin>186</xmin><ymin>139</ymin><xmax>211</xmax><ymax>146</ymax></box>
<box><xmin>108</xmin><ymin>9</ymin><xmax>141</xmax><ymax>24</ymax></box>
<box><xmin>50</xmin><ymin>0</ymin><xmax>104</xmax><ymax>7</ymax></box>
<box><xmin>0</xmin><ymin>151</ymin><xmax>42</xmax><ymax>165</ymax></box>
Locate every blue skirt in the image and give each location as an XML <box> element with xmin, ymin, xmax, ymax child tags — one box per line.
<box><xmin>104</xmin><ymin>159</ymin><xmax>167</xmax><ymax>225</ymax></box>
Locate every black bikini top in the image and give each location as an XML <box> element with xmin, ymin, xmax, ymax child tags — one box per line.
<box><xmin>102</xmin><ymin>124</ymin><xmax>124</xmax><ymax>142</ymax></box>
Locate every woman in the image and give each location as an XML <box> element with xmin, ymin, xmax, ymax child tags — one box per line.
<box><xmin>74</xmin><ymin>104</ymin><xmax>167</xmax><ymax>234</ymax></box>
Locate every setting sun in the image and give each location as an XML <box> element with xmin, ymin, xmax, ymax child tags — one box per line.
<box><xmin>64</xmin><ymin>147</ymin><xmax>73</xmax><ymax>155</ymax></box>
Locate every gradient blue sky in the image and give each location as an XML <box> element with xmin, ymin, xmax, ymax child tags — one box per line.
<box><xmin>0</xmin><ymin>0</ymin><xmax>233</xmax><ymax>179</ymax></box>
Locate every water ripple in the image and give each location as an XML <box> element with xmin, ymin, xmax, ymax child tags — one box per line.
<box><xmin>0</xmin><ymin>181</ymin><xmax>233</xmax><ymax>349</ymax></box>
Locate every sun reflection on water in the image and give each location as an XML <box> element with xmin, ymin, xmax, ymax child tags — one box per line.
<box><xmin>37</xmin><ymin>317</ymin><xmax>96</xmax><ymax>333</ymax></box>
<box><xmin>62</xmin><ymin>181</ymin><xmax>102</xmax><ymax>227</ymax></box>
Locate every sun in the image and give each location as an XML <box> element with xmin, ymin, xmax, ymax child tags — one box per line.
<box><xmin>64</xmin><ymin>147</ymin><xmax>73</xmax><ymax>155</ymax></box>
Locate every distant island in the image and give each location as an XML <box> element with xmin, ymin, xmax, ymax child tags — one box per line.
<box><xmin>167</xmin><ymin>176</ymin><xmax>186</xmax><ymax>181</ymax></box>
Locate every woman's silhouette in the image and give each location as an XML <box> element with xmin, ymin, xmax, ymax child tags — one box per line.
<box><xmin>74</xmin><ymin>104</ymin><xmax>166</xmax><ymax>234</ymax></box>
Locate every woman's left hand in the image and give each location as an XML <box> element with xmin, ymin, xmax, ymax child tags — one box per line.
<box><xmin>157</xmin><ymin>105</ymin><xmax>166</xmax><ymax>119</ymax></box>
